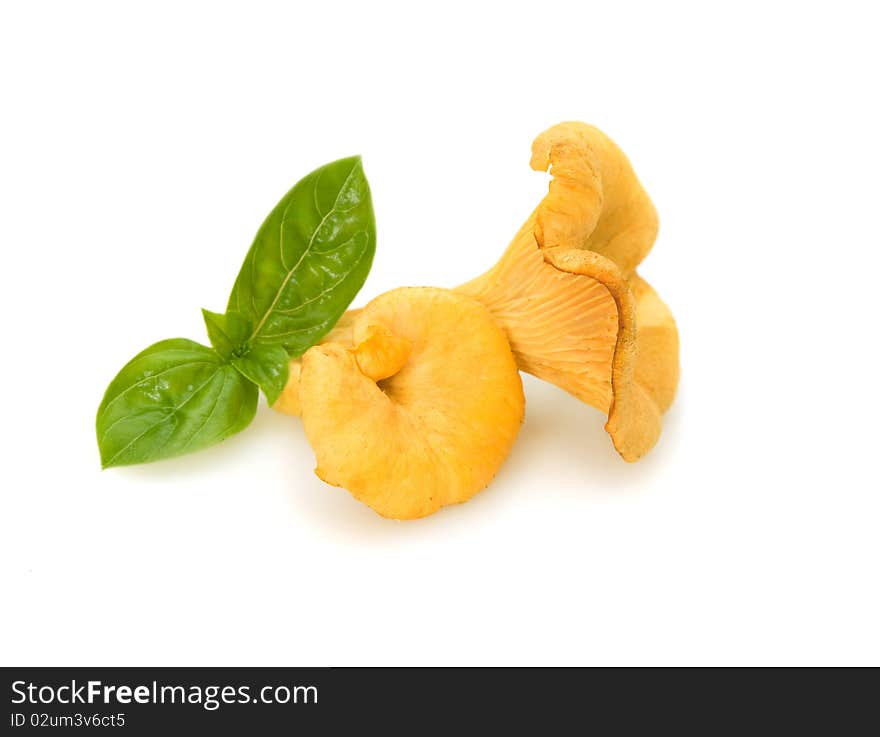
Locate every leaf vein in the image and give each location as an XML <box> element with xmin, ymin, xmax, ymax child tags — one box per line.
<box><xmin>259</xmin><ymin>316</ymin><xmax>334</xmax><ymax>340</ymax></box>
<box><xmin>180</xmin><ymin>369</ymin><xmax>230</xmax><ymax>451</ymax></box>
<box><xmin>99</xmin><ymin>360</ymin><xmax>217</xmax><ymax>420</ymax></box>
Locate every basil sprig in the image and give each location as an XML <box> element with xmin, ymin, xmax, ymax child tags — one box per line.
<box><xmin>96</xmin><ymin>156</ymin><xmax>375</xmax><ymax>468</ymax></box>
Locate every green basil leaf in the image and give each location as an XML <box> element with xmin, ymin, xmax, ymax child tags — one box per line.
<box><xmin>226</xmin><ymin>156</ymin><xmax>375</xmax><ymax>356</ymax></box>
<box><xmin>202</xmin><ymin>308</ymin><xmax>252</xmax><ymax>360</ymax></box>
<box><xmin>96</xmin><ymin>339</ymin><xmax>258</xmax><ymax>468</ymax></box>
<box><xmin>231</xmin><ymin>343</ymin><xmax>290</xmax><ymax>405</ymax></box>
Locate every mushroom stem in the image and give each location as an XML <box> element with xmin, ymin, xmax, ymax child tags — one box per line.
<box><xmin>457</xmin><ymin>213</ymin><xmax>617</xmax><ymax>413</ymax></box>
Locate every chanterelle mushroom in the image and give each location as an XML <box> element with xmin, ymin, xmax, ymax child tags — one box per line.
<box><xmin>458</xmin><ymin>122</ymin><xmax>679</xmax><ymax>461</ymax></box>
<box><xmin>298</xmin><ymin>287</ymin><xmax>524</xmax><ymax>519</ymax></box>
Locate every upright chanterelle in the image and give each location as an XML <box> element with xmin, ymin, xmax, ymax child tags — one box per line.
<box><xmin>458</xmin><ymin>122</ymin><xmax>679</xmax><ymax>462</ymax></box>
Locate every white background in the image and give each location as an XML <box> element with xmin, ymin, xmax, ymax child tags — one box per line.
<box><xmin>2</xmin><ymin>1</ymin><xmax>878</xmax><ymax>666</ymax></box>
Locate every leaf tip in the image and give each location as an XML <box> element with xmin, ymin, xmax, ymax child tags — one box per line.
<box><xmin>340</xmin><ymin>154</ymin><xmax>363</xmax><ymax>171</ymax></box>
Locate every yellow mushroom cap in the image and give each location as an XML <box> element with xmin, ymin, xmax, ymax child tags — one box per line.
<box><xmin>298</xmin><ymin>287</ymin><xmax>525</xmax><ymax>519</ymax></box>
